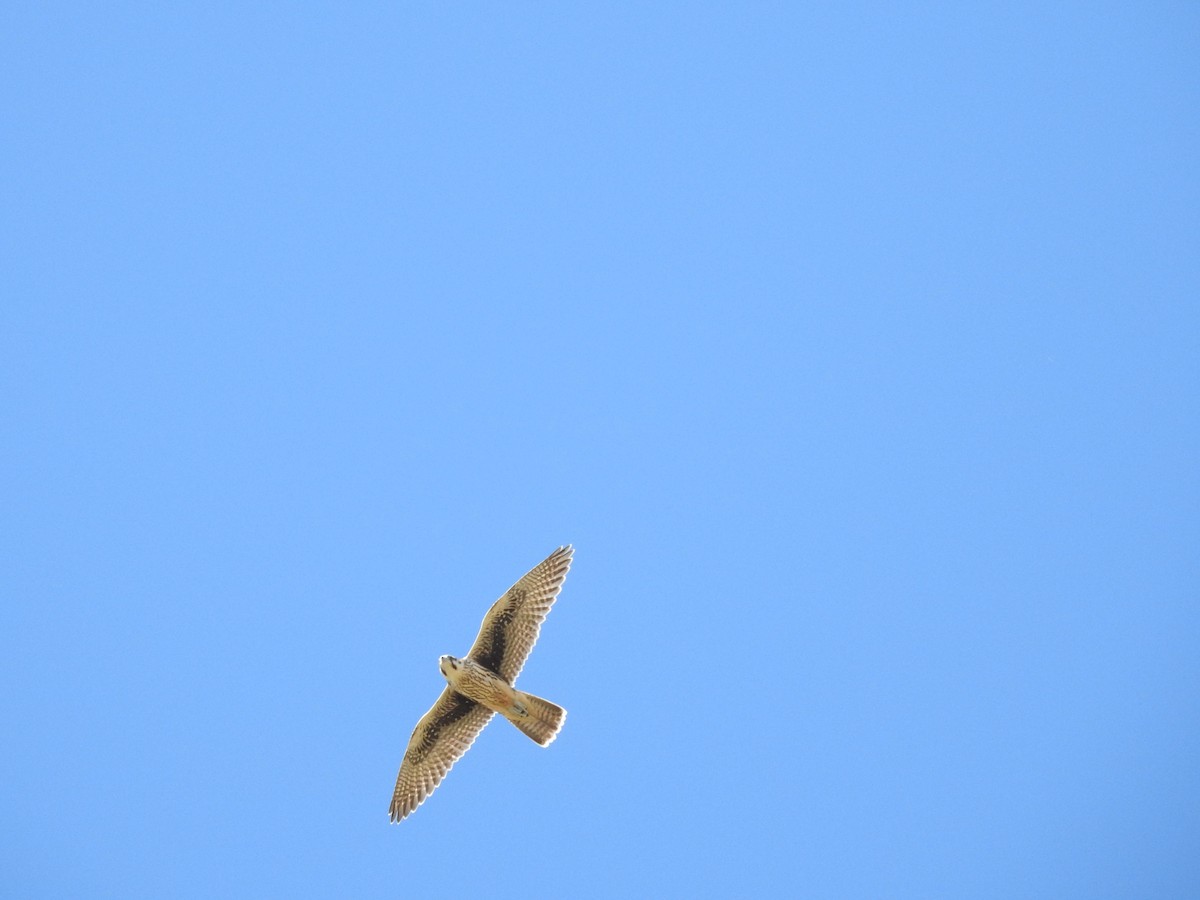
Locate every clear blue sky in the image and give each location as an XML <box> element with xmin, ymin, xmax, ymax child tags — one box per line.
<box><xmin>3</xmin><ymin>3</ymin><xmax>1197</xmax><ymax>897</ymax></box>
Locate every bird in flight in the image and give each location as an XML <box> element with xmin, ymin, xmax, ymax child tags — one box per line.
<box><xmin>389</xmin><ymin>545</ymin><xmax>574</xmax><ymax>823</ymax></box>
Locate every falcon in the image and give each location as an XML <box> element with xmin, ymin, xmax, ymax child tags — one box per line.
<box><xmin>388</xmin><ymin>545</ymin><xmax>573</xmax><ymax>823</ymax></box>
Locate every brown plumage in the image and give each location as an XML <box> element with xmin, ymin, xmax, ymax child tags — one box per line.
<box><xmin>389</xmin><ymin>546</ymin><xmax>574</xmax><ymax>823</ymax></box>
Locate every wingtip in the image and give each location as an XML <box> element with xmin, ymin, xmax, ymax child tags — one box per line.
<box><xmin>389</xmin><ymin>799</ymin><xmax>415</xmax><ymax>823</ymax></box>
<box><xmin>554</xmin><ymin>544</ymin><xmax>574</xmax><ymax>571</ymax></box>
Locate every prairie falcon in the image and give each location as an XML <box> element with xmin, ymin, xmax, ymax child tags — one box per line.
<box><xmin>388</xmin><ymin>545</ymin><xmax>573</xmax><ymax>823</ymax></box>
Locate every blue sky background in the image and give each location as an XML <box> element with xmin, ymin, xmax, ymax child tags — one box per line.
<box><xmin>3</xmin><ymin>3</ymin><xmax>1197</xmax><ymax>897</ymax></box>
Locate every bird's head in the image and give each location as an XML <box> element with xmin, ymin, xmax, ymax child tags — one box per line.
<box><xmin>438</xmin><ymin>655</ymin><xmax>461</xmax><ymax>677</ymax></box>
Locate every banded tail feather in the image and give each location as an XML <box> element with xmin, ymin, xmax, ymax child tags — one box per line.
<box><xmin>506</xmin><ymin>691</ymin><xmax>566</xmax><ymax>746</ymax></box>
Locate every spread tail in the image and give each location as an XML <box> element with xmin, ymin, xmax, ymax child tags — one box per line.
<box><xmin>506</xmin><ymin>691</ymin><xmax>566</xmax><ymax>746</ymax></box>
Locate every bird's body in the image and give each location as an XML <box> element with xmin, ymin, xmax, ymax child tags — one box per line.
<box><xmin>440</xmin><ymin>654</ymin><xmax>566</xmax><ymax>746</ymax></box>
<box><xmin>439</xmin><ymin>655</ymin><xmax>517</xmax><ymax>713</ymax></box>
<box><xmin>389</xmin><ymin>546</ymin><xmax>573</xmax><ymax>823</ymax></box>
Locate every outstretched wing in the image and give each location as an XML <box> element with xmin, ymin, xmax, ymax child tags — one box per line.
<box><xmin>467</xmin><ymin>545</ymin><xmax>573</xmax><ymax>683</ymax></box>
<box><xmin>389</xmin><ymin>687</ymin><xmax>494</xmax><ymax>823</ymax></box>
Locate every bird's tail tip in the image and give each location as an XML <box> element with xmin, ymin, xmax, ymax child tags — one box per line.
<box><xmin>507</xmin><ymin>691</ymin><xmax>566</xmax><ymax>746</ymax></box>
